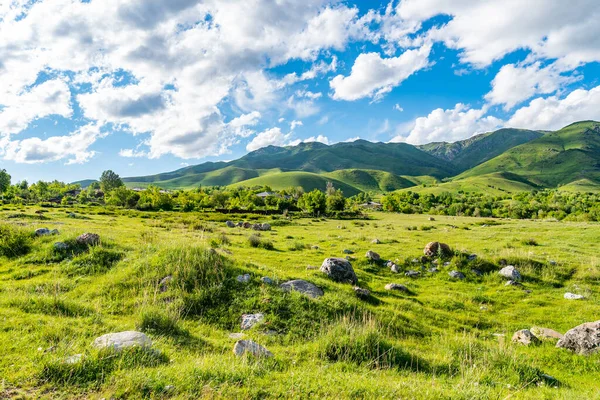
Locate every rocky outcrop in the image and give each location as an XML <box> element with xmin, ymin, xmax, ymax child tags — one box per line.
<box><xmin>320</xmin><ymin>258</ymin><xmax>358</xmax><ymax>284</ymax></box>
<box><xmin>423</xmin><ymin>242</ymin><xmax>451</xmax><ymax>258</ymax></box>
<box><xmin>557</xmin><ymin>321</ymin><xmax>600</xmax><ymax>354</ymax></box>
<box><xmin>280</xmin><ymin>279</ymin><xmax>324</xmax><ymax>298</ymax></box>
<box><xmin>93</xmin><ymin>331</ymin><xmax>152</xmax><ymax>351</ymax></box>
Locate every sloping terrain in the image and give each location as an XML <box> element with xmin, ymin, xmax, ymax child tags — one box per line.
<box><xmin>458</xmin><ymin>121</ymin><xmax>600</xmax><ymax>187</ymax></box>
<box><xmin>419</xmin><ymin>128</ymin><xmax>544</xmax><ymax>171</ymax></box>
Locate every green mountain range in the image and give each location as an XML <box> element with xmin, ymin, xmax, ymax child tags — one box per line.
<box><xmin>116</xmin><ymin>121</ymin><xmax>600</xmax><ymax>194</ymax></box>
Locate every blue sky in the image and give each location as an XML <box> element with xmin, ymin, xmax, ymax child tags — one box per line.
<box><xmin>1</xmin><ymin>0</ymin><xmax>600</xmax><ymax>183</ymax></box>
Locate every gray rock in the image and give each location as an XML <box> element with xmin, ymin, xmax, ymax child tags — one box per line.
<box><xmin>405</xmin><ymin>270</ymin><xmax>420</xmax><ymax>278</ymax></box>
<box><xmin>471</xmin><ymin>269</ymin><xmax>483</xmax><ymax>276</ymax></box>
<box><xmin>449</xmin><ymin>270</ymin><xmax>465</xmax><ymax>280</ymax></box>
<box><xmin>429</xmin><ymin>267</ymin><xmax>439</xmax><ymax>273</ymax></box>
<box><xmin>428</xmin><ymin>217</ymin><xmax>435</xmax><ymax>221</ymax></box>
<box><xmin>390</xmin><ymin>263</ymin><xmax>400</xmax><ymax>273</ymax></box>
<box><xmin>443</xmin><ymin>262</ymin><xmax>451</xmax><ymax>267</ymax></box>
<box><xmin>365</xmin><ymin>250</ymin><xmax>380</xmax><ymax>262</ymax></box>
<box><xmin>499</xmin><ymin>265</ymin><xmax>521</xmax><ymax>281</ymax></box>
<box><xmin>564</xmin><ymin>292</ymin><xmax>585</xmax><ymax>300</ymax></box>
<box><xmin>320</xmin><ymin>258</ymin><xmax>358</xmax><ymax>284</ymax></box>
<box><xmin>280</xmin><ymin>279</ymin><xmax>323</xmax><ymax>298</ymax></box>
<box><xmin>76</xmin><ymin>233</ymin><xmax>100</xmax><ymax>246</ymax></box>
<box><xmin>260</xmin><ymin>276</ymin><xmax>273</xmax><ymax>285</ymax></box>
<box><xmin>385</xmin><ymin>283</ymin><xmax>408</xmax><ymax>292</ymax></box>
<box><xmin>243</xmin><ymin>222</ymin><xmax>252</xmax><ymax>229</ymax></box>
<box><xmin>343</xmin><ymin>249</ymin><xmax>354</xmax><ymax>254</ymax></box>
<box><xmin>261</xmin><ymin>223</ymin><xmax>271</xmax><ymax>231</ymax></box>
<box><xmin>252</xmin><ymin>223</ymin><xmax>262</xmax><ymax>231</ymax></box>
<box><xmin>93</xmin><ymin>331</ymin><xmax>152</xmax><ymax>351</ymax></box>
<box><xmin>353</xmin><ymin>286</ymin><xmax>370</xmax><ymax>298</ymax></box>
<box><xmin>371</xmin><ymin>238</ymin><xmax>381</xmax><ymax>244</ymax></box>
<box><xmin>226</xmin><ymin>221</ymin><xmax>235</xmax><ymax>228</ymax></box>
<box><xmin>233</xmin><ymin>340</ymin><xmax>273</xmax><ymax>358</ymax></box>
<box><xmin>236</xmin><ymin>274</ymin><xmax>251</xmax><ymax>283</ymax></box>
<box><xmin>50</xmin><ymin>229</ymin><xmax>59</xmax><ymax>235</ymax></box>
<box><xmin>423</xmin><ymin>242</ymin><xmax>452</xmax><ymax>258</ymax></box>
<box><xmin>530</xmin><ymin>327</ymin><xmax>563</xmax><ymax>341</ymax></box>
<box><xmin>557</xmin><ymin>320</ymin><xmax>600</xmax><ymax>354</ymax></box>
<box><xmin>241</xmin><ymin>313</ymin><xmax>265</xmax><ymax>330</ymax></box>
<box><xmin>512</xmin><ymin>329</ymin><xmax>540</xmax><ymax>346</ymax></box>
<box><xmin>311</xmin><ymin>245</ymin><xmax>320</xmax><ymax>250</ymax></box>
<box><xmin>468</xmin><ymin>254</ymin><xmax>477</xmax><ymax>261</ymax></box>
<box><xmin>35</xmin><ymin>228</ymin><xmax>51</xmax><ymax>236</ymax></box>
<box><xmin>53</xmin><ymin>242</ymin><xmax>68</xmax><ymax>251</ymax></box>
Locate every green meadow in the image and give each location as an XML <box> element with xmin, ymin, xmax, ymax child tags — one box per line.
<box><xmin>1</xmin><ymin>205</ymin><xmax>600</xmax><ymax>399</ymax></box>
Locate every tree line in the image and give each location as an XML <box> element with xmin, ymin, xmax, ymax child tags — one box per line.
<box><xmin>2</xmin><ymin>168</ymin><xmax>599</xmax><ymax>221</ymax></box>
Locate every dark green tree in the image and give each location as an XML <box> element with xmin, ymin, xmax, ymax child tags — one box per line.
<box><xmin>99</xmin><ymin>170</ymin><xmax>124</xmax><ymax>192</ymax></box>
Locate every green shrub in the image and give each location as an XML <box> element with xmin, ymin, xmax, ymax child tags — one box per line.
<box><xmin>287</xmin><ymin>241</ymin><xmax>306</xmax><ymax>251</ymax></box>
<box><xmin>319</xmin><ymin>323</ymin><xmax>423</xmax><ymax>370</ymax></box>
<box><xmin>248</xmin><ymin>234</ymin><xmax>274</xmax><ymax>250</ymax></box>
<box><xmin>63</xmin><ymin>247</ymin><xmax>123</xmax><ymax>276</ymax></box>
<box><xmin>0</xmin><ymin>223</ymin><xmax>33</xmax><ymax>258</ymax></box>
<box><xmin>138</xmin><ymin>309</ymin><xmax>188</xmax><ymax>337</ymax></box>
<box><xmin>39</xmin><ymin>347</ymin><xmax>169</xmax><ymax>387</ymax></box>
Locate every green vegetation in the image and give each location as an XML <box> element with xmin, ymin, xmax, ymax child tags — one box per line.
<box><xmin>1</xmin><ymin>206</ymin><xmax>600</xmax><ymax>398</ymax></box>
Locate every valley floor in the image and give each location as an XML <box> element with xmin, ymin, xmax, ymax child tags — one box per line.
<box><xmin>1</xmin><ymin>206</ymin><xmax>600</xmax><ymax>399</ymax></box>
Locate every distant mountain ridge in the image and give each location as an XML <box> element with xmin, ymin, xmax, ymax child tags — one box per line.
<box><xmin>102</xmin><ymin>121</ymin><xmax>600</xmax><ymax>194</ymax></box>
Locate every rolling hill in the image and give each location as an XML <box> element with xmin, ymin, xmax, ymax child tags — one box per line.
<box><xmin>457</xmin><ymin>121</ymin><xmax>600</xmax><ymax>188</ymax></box>
<box><xmin>117</xmin><ymin>121</ymin><xmax>600</xmax><ymax>195</ymax></box>
<box><xmin>418</xmin><ymin>128</ymin><xmax>544</xmax><ymax>171</ymax></box>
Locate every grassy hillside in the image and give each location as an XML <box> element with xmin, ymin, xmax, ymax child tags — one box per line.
<box><xmin>401</xmin><ymin>172</ymin><xmax>538</xmax><ymax>196</ymax></box>
<box><xmin>459</xmin><ymin>121</ymin><xmax>600</xmax><ymax>187</ymax></box>
<box><xmin>419</xmin><ymin>128</ymin><xmax>544</xmax><ymax>171</ymax></box>
<box><xmin>2</xmin><ymin>207</ymin><xmax>600</xmax><ymax>398</ymax></box>
<box><xmin>326</xmin><ymin>169</ymin><xmax>415</xmax><ymax>192</ymax></box>
<box><xmin>124</xmin><ymin>140</ymin><xmax>457</xmax><ymax>190</ymax></box>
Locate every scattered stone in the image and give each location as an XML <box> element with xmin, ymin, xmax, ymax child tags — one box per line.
<box><xmin>390</xmin><ymin>263</ymin><xmax>399</xmax><ymax>273</ymax></box>
<box><xmin>564</xmin><ymin>292</ymin><xmax>585</xmax><ymax>300</ymax></box>
<box><xmin>236</xmin><ymin>274</ymin><xmax>251</xmax><ymax>283</ymax></box>
<box><xmin>311</xmin><ymin>245</ymin><xmax>320</xmax><ymax>250</ymax></box>
<box><xmin>530</xmin><ymin>327</ymin><xmax>563</xmax><ymax>341</ymax></box>
<box><xmin>345</xmin><ymin>255</ymin><xmax>355</xmax><ymax>261</ymax></box>
<box><xmin>260</xmin><ymin>277</ymin><xmax>274</xmax><ymax>285</ymax></box>
<box><xmin>385</xmin><ymin>283</ymin><xmax>408</xmax><ymax>292</ymax></box>
<box><xmin>512</xmin><ymin>329</ymin><xmax>540</xmax><ymax>346</ymax></box>
<box><xmin>261</xmin><ymin>223</ymin><xmax>271</xmax><ymax>231</ymax></box>
<box><xmin>428</xmin><ymin>217</ymin><xmax>435</xmax><ymax>221</ymax></box>
<box><xmin>35</xmin><ymin>228</ymin><xmax>51</xmax><ymax>236</ymax></box>
<box><xmin>423</xmin><ymin>242</ymin><xmax>452</xmax><ymax>258</ymax></box>
<box><xmin>471</xmin><ymin>269</ymin><xmax>483</xmax><ymax>276</ymax></box>
<box><xmin>65</xmin><ymin>354</ymin><xmax>83</xmax><ymax>364</ymax></box>
<box><xmin>365</xmin><ymin>250</ymin><xmax>380</xmax><ymax>262</ymax></box>
<box><xmin>411</xmin><ymin>258</ymin><xmax>419</xmax><ymax>264</ymax></box>
<box><xmin>252</xmin><ymin>223</ymin><xmax>262</xmax><ymax>231</ymax></box>
<box><xmin>159</xmin><ymin>275</ymin><xmax>173</xmax><ymax>292</ymax></box>
<box><xmin>371</xmin><ymin>238</ymin><xmax>381</xmax><ymax>244</ymax></box>
<box><xmin>226</xmin><ymin>221</ymin><xmax>235</xmax><ymax>228</ymax></box>
<box><xmin>449</xmin><ymin>271</ymin><xmax>465</xmax><ymax>280</ymax></box>
<box><xmin>343</xmin><ymin>249</ymin><xmax>354</xmax><ymax>254</ymax></box>
<box><xmin>93</xmin><ymin>331</ymin><xmax>152</xmax><ymax>351</ymax></box>
<box><xmin>429</xmin><ymin>267</ymin><xmax>439</xmax><ymax>273</ymax></box>
<box><xmin>233</xmin><ymin>340</ymin><xmax>273</xmax><ymax>358</ymax></box>
<box><xmin>353</xmin><ymin>286</ymin><xmax>370</xmax><ymax>298</ymax></box>
<box><xmin>549</xmin><ymin>260</ymin><xmax>557</xmax><ymax>266</ymax></box>
<box><xmin>280</xmin><ymin>279</ymin><xmax>324</xmax><ymax>298</ymax></box>
<box><xmin>443</xmin><ymin>262</ymin><xmax>451</xmax><ymax>267</ymax></box>
<box><xmin>557</xmin><ymin>320</ymin><xmax>600</xmax><ymax>354</ymax></box>
<box><xmin>236</xmin><ymin>222</ymin><xmax>244</xmax><ymax>227</ymax></box>
<box><xmin>243</xmin><ymin>222</ymin><xmax>252</xmax><ymax>229</ymax></box>
<box><xmin>320</xmin><ymin>258</ymin><xmax>358</xmax><ymax>284</ymax></box>
<box><xmin>498</xmin><ymin>265</ymin><xmax>521</xmax><ymax>281</ymax></box>
<box><xmin>505</xmin><ymin>280</ymin><xmax>522</xmax><ymax>286</ymax></box>
<box><xmin>67</xmin><ymin>212</ymin><xmax>76</xmax><ymax>218</ymax></box>
<box><xmin>468</xmin><ymin>254</ymin><xmax>477</xmax><ymax>261</ymax></box>
<box><xmin>241</xmin><ymin>313</ymin><xmax>265</xmax><ymax>330</ymax></box>
<box><xmin>405</xmin><ymin>270</ymin><xmax>420</xmax><ymax>278</ymax></box>
<box><xmin>53</xmin><ymin>242</ymin><xmax>68</xmax><ymax>251</ymax></box>
<box><xmin>76</xmin><ymin>233</ymin><xmax>100</xmax><ymax>246</ymax></box>
<box><xmin>50</xmin><ymin>229</ymin><xmax>59</xmax><ymax>235</ymax></box>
